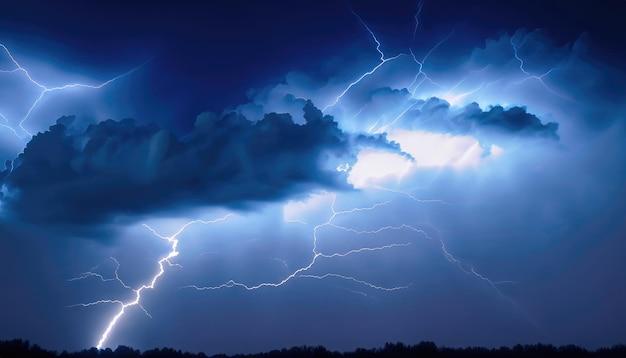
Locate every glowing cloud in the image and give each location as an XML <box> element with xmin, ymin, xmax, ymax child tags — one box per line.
<box><xmin>347</xmin><ymin>149</ymin><xmax>413</xmax><ymax>189</ymax></box>
<box><xmin>347</xmin><ymin>130</ymin><xmax>498</xmax><ymax>189</ymax></box>
<box><xmin>389</xmin><ymin>130</ymin><xmax>485</xmax><ymax>169</ymax></box>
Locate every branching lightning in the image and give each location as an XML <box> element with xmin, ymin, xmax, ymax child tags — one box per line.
<box><xmin>412</xmin><ymin>1</ymin><xmax>425</xmax><ymax>41</ymax></box>
<box><xmin>69</xmin><ymin>215</ymin><xmax>232</xmax><ymax>349</ymax></box>
<box><xmin>327</xmin><ymin>205</ymin><xmax>511</xmax><ymax>297</ymax></box>
<box><xmin>340</xmin><ymin>2</ymin><xmax>569</xmax><ymax>140</ymax></box>
<box><xmin>0</xmin><ymin>111</ymin><xmax>21</xmax><ymax>138</ymax></box>
<box><xmin>60</xmin><ymin>1</ymin><xmax>546</xmax><ymax>350</ymax></box>
<box><xmin>323</xmin><ymin>12</ymin><xmax>407</xmax><ymax>112</ymax></box>
<box><xmin>68</xmin><ymin>257</ymin><xmax>132</xmax><ymax>290</ymax></box>
<box><xmin>372</xmin><ymin>100</ymin><xmax>420</xmax><ymax>134</ymax></box>
<box><xmin>407</xmin><ymin>32</ymin><xmax>454</xmax><ymax>95</ymax></box>
<box><xmin>0</xmin><ymin>43</ymin><xmax>140</xmax><ymax>137</ymax></box>
<box><xmin>509</xmin><ymin>37</ymin><xmax>567</xmax><ymax>99</ymax></box>
<box><xmin>185</xmin><ymin>196</ymin><xmax>411</xmax><ymax>292</ymax></box>
<box><xmin>185</xmin><ymin>192</ymin><xmax>509</xmax><ymax>305</ymax></box>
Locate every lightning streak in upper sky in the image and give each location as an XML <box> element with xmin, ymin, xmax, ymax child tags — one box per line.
<box><xmin>328</xmin><ymin>3</ymin><xmax>570</xmax><ymax>138</ymax></box>
<box><xmin>370</xmin><ymin>30</ymin><xmax>453</xmax><ymax>134</ymax></box>
<box><xmin>323</xmin><ymin>12</ymin><xmax>406</xmax><ymax>112</ymax></box>
<box><xmin>412</xmin><ymin>1</ymin><xmax>424</xmax><ymax>41</ymax></box>
<box><xmin>0</xmin><ymin>43</ymin><xmax>140</xmax><ymax>137</ymax></box>
<box><xmin>407</xmin><ymin>31</ymin><xmax>454</xmax><ymax>95</ymax></box>
<box><xmin>509</xmin><ymin>37</ymin><xmax>567</xmax><ymax>99</ymax></box>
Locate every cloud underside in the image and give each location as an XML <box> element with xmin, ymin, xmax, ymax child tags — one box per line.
<box><xmin>0</xmin><ymin>96</ymin><xmax>556</xmax><ymax>228</ymax></box>
<box><xmin>238</xmin><ymin>85</ymin><xmax>559</xmax><ymax>141</ymax></box>
<box><xmin>400</xmin><ymin>96</ymin><xmax>559</xmax><ymax>140</ymax></box>
<box><xmin>0</xmin><ymin>102</ymin><xmax>400</xmax><ymax>226</ymax></box>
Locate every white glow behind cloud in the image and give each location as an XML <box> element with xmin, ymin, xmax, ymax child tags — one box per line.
<box><xmin>347</xmin><ymin>130</ymin><xmax>503</xmax><ymax>189</ymax></box>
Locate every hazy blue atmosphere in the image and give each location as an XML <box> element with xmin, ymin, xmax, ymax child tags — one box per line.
<box><xmin>0</xmin><ymin>0</ymin><xmax>625</xmax><ymax>354</ymax></box>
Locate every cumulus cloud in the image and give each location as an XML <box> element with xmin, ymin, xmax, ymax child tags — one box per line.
<box><xmin>326</xmin><ymin>88</ymin><xmax>559</xmax><ymax>141</ymax></box>
<box><xmin>0</xmin><ymin>101</ymin><xmax>400</xmax><ymax>226</ymax></box>
<box><xmin>466</xmin><ymin>30</ymin><xmax>626</xmax><ymax>131</ymax></box>
<box><xmin>395</xmin><ymin>97</ymin><xmax>559</xmax><ymax>140</ymax></box>
<box><xmin>228</xmin><ymin>28</ymin><xmax>626</xmax><ymax>144</ymax></box>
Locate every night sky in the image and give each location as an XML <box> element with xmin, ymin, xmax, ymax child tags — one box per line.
<box><xmin>1</xmin><ymin>0</ymin><xmax>625</xmax><ymax>354</ymax></box>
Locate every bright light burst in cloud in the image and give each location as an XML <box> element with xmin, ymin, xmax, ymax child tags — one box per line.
<box><xmin>347</xmin><ymin>149</ymin><xmax>413</xmax><ymax>189</ymax></box>
<box><xmin>389</xmin><ymin>130</ymin><xmax>485</xmax><ymax>169</ymax></box>
<box><xmin>347</xmin><ymin>130</ymin><xmax>502</xmax><ymax>189</ymax></box>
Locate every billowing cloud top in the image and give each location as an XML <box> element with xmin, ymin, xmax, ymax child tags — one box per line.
<box><xmin>0</xmin><ymin>101</ymin><xmax>399</xmax><ymax>226</ymax></box>
<box><xmin>234</xmin><ymin>84</ymin><xmax>558</xmax><ymax>143</ymax></box>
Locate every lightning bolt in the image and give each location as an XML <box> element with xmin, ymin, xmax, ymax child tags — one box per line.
<box><xmin>323</xmin><ymin>11</ymin><xmax>406</xmax><ymax>112</ymax></box>
<box><xmin>371</xmin><ymin>99</ymin><xmax>420</xmax><ymax>134</ymax></box>
<box><xmin>0</xmin><ymin>43</ymin><xmax>141</xmax><ymax>136</ymax></box>
<box><xmin>368</xmin><ymin>5</ymin><xmax>454</xmax><ymax>134</ymax></box>
<box><xmin>364</xmin><ymin>29</ymin><xmax>454</xmax><ymax>133</ymax></box>
<box><xmin>0</xmin><ymin>111</ymin><xmax>22</xmax><ymax>139</ymax></box>
<box><xmin>438</xmin><ymin>239</ymin><xmax>514</xmax><ymax>299</ymax></box>
<box><xmin>410</xmin><ymin>5</ymin><xmax>571</xmax><ymax>111</ymax></box>
<box><xmin>68</xmin><ymin>257</ymin><xmax>133</xmax><ymax>291</ymax></box>
<box><xmin>412</xmin><ymin>1</ymin><xmax>425</xmax><ymax>41</ymax></box>
<box><xmin>185</xmin><ymin>196</ymin><xmax>411</xmax><ymax>292</ymax></box>
<box><xmin>366</xmin><ymin>184</ymin><xmax>449</xmax><ymax>205</ymax></box>
<box><xmin>408</xmin><ymin>1</ymin><xmax>455</xmax><ymax>97</ymax></box>
<box><xmin>69</xmin><ymin>214</ymin><xmax>232</xmax><ymax>349</ymax></box>
<box><xmin>443</xmin><ymin>65</ymin><xmax>489</xmax><ymax>95</ymax></box>
<box><xmin>350</xmin><ymin>185</ymin><xmax>514</xmax><ymax>298</ymax></box>
<box><xmin>509</xmin><ymin>36</ymin><xmax>567</xmax><ymax>99</ymax></box>
<box><xmin>186</xmin><ymin>191</ymin><xmax>510</xmax><ymax>304</ymax></box>
<box><xmin>435</xmin><ymin>65</ymin><xmax>498</xmax><ymax>106</ymax></box>
<box><xmin>407</xmin><ymin>31</ymin><xmax>454</xmax><ymax>95</ymax></box>
<box><xmin>71</xmin><ymin>194</ymin><xmax>513</xmax><ymax>349</ymax></box>
<box><xmin>298</xmin><ymin>274</ymin><xmax>409</xmax><ymax>291</ymax></box>
<box><xmin>329</xmin><ymin>216</ymin><xmax>512</xmax><ymax>297</ymax></box>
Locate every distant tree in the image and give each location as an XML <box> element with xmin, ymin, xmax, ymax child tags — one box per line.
<box><xmin>3</xmin><ymin>339</ymin><xmax>626</xmax><ymax>358</ymax></box>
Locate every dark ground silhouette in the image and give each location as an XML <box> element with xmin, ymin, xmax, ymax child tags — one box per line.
<box><xmin>1</xmin><ymin>340</ymin><xmax>626</xmax><ymax>358</ymax></box>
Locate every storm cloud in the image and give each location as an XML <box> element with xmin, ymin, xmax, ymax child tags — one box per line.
<box><xmin>0</xmin><ymin>101</ymin><xmax>399</xmax><ymax>226</ymax></box>
<box><xmin>396</xmin><ymin>96</ymin><xmax>559</xmax><ymax>140</ymax></box>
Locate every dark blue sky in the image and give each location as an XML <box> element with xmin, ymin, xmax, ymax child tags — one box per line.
<box><xmin>0</xmin><ymin>0</ymin><xmax>625</xmax><ymax>354</ymax></box>
<box><xmin>1</xmin><ymin>0</ymin><xmax>624</xmax><ymax>129</ymax></box>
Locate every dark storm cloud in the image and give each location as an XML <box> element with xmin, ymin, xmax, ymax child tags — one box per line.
<box><xmin>402</xmin><ymin>96</ymin><xmax>559</xmax><ymax>139</ymax></box>
<box><xmin>467</xmin><ymin>30</ymin><xmax>626</xmax><ymax>130</ymax></box>
<box><xmin>0</xmin><ymin>101</ymin><xmax>399</xmax><ymax>226</ymax></box>
<box><xmin>353</xmin><ymin>89</ymin><xmax>560</xmax><ymax>140</ymax></box>
<box><xmin>460</xmin><ymin>103</ymin><xmax>558</xmax><ymax>138</ymax></box>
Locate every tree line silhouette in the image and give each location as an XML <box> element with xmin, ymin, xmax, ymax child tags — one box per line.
<box><xmin>1</xmin><ymin>340</ymin><xmax>626</xmax><ymax>358</ymax></box>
